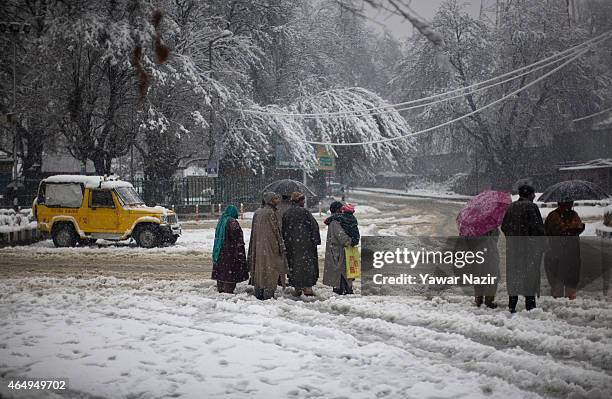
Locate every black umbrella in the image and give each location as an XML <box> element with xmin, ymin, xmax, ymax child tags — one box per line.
<box><xmin>263</xmin><ymin>179</ymin><xmax>316</xmax><ymax>197</ymax></box>
<box><xmin>538</xmin><ymin>180</ymin><xmax>609</xmax><ymax>203</ymax></box>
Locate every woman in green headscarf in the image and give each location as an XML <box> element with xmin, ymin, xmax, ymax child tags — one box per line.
<box><xmin>211</xmin><ymin>204</ymin><xmax>249</xmax><ymax>293</ymax></box>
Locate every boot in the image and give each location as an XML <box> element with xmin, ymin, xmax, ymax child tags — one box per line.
<box><xmin>484</xmin><ymin>296</ymin><xmax>498</xmax><ymax>309</ymax></box>
<box><xmin>341</xmin><ymin>276</ymin><xmax>354</xmax><ymax>295</ymax></box>
<box><xmin>525</xmin><ymin>296</ymin><xmax>536</xmax><ymax>311</ymax></box>
<box><xmin>475</xmin><ymin>296</ymin><xmax>484</xmax><ymax>307</ymax></box>
<box><xmin>508</xmin><ymin>296</ymin><xmax>518</xmax><ymax>313</ymax></box>
<box><xmin>224</xmin><ymin>282</ymin><xmax>236</xmax><ymax>294</ymax></box>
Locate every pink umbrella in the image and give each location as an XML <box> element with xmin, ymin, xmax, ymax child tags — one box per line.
<box><xmin>456</xmin><ymin>190</ymin><xmax>512</xmax><ymax>237</ymax></box>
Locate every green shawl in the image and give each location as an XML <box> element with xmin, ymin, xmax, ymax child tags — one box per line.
<box><xmin>212</xmin><ymin>204</ymin><xmax>239</xmax><ymax>263</ymax></box>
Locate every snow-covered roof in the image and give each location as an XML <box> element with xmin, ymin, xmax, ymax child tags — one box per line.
<box><xmin>559</xmin><ymin>158</ymin><xmax>612</xmax><ymax>171</ymax></box>
<box><xmin>43</xmin><ymin>175</ymin><xmax>133</xmax><ymax>189</ymax></box>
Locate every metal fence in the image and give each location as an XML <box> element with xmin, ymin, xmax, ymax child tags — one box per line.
<box><xmin>4</xmin><ymin>176</ymin><xmax>281</xmax><ymax>209</ymax></box>
<box><xmin>131</xmin><ymin>176</ymin><xmax>272</xmax><ymax>206</ymax></box>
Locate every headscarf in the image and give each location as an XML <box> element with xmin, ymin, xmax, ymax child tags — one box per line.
<box><xmin>341</xmin><ymin>203</ymin><xmax>355</xmax><ymax>213</ymax></box>
<box><xmin>324</xmin><ymin>202</ymin><xmax>360</xmax><ymax>246</ymax></box>
<box><xmin>212</xmin><ymin>204</ymin><xmax>239</xmax><ymax>264</ymax></box>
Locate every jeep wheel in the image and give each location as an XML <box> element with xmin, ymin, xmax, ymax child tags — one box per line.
<box><xmin>135</xmin><ymin>225</ymin><xmax>159</xmax><ymax>248</ymax></box>
<box><xmin>52</xmin><ymin>224</ymin><xmax>78</xmax><ymax>248</ymax></box>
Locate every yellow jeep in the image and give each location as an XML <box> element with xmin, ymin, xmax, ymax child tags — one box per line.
<box><xmin>32</xmin><ymin>175</ymin><xmax>181</xmax><ymax>248</ymax></box>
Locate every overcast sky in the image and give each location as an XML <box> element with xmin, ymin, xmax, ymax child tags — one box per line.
<box><xmin>364</xmin><ymin>0</ymin><xmax>483</xmax><ymax>39</ymax></box>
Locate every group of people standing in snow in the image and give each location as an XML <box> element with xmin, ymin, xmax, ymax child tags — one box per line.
<box><xmin>211</xmin><ymin>191</ymin><xmax>360</xmax><ymax>300</ymax></box>
<box><xmin>211</xmin><ymin>183</ymin><xmax>586</xmax><ymax>309</ymax></box>
<box><xmin>468</xmin><ymin>184</ymin><xmax>585</xmax><ymax>313</ymax></box>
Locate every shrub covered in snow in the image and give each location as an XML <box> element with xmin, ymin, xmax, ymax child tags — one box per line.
<box><xmin>0</xmin><ymin>209</ymin><xmax>37</xmax><ymax>233</ymax></box>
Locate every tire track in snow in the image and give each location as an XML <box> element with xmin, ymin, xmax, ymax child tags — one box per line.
<box><xmin>2</xmin><ymin>277</ymin><xmax>611</xmax><ymax>398</ymax></box>
<box><xmin>272</xmin><ymin>297</ymin><xmax>612</xmax><ymax>398</ymax></box>
<box><xmin>299</xmin><ymin>296</ymin><xmax>612</xmax><ymax>370</ymax></box>
<box><xmin>1</xmin><ymin>278</ymin><xmax>538</xmax><ymax>398</ymax></box>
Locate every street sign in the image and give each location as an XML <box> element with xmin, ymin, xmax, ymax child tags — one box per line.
<box><xmin>317</xmin><ymin>146</ymin><xmax>335</xmax><ymax>171</ymax></box>
<box><xmin>275</xmin><ymin>140</ymin><xmax>301</xmax><ymax>169</ymax></box>
<box><xmin>206</xmin><ymin>160</ymin><xmax>219</xmax><ymax>177</ymax></box>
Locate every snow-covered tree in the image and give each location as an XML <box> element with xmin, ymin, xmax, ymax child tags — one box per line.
<box><xmin>393</xmin><ymin>0</ymin><xmax>611</xmax><ymax>188</ymax></box>
<box><xmin>39</xmin><ymin>0</ymin><xmax>158</xmax><ymax>174</ymax></box>
<box><xmin>245</xmin><ymin>87</ymin><xmax>415</xmax><ymax>180</ymax></box>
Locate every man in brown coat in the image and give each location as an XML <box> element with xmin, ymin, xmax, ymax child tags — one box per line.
<box><xmin>250</xmin><ymin>192</ymin><xmax>287</xmax><ymax>300</ymax></box>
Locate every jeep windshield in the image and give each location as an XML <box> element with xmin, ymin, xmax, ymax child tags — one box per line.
<box><xmin>115</xmin><ymin>187</ymin><xmax>145</xmax><ymax>206</ymax></box>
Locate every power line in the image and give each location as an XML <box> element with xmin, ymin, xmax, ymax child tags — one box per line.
<box><xmin>359</xmin><ymin>42</ymin><xmax>606</xmax><ymax>117</ymax></box>
<box><xmin>233</xmin><ymin>31</ymin><xmax>611</xmax><ymax>118</ymax></box>
<box><xmin>240</xmin><ymin>47</ymin><xmax>583</xmax><ymax>119</ymax></box>
<box><xmin>572</xmin><ymin>106</ymin><xmax>612</xmax><ymax>122</ymax></box>
<box><xmin>298</xmin><ymin>44</ymin><xmax>598</xmax><ymax>146</ymax></box>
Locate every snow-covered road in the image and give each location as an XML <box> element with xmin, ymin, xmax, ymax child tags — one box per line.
<box><xmin>2</xmin><ymin>277</ymin><xmax>611</xmax><ymax>399</ymax></box>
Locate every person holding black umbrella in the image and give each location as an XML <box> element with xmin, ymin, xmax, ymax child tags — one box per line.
<box><xmin>537</xmin><ymin>179</ymin><xmax>609</xmax><ymax>299</ymax></box>
<box><xmin>282</xmin><ymin>192</ymin><xmax>321</xmax><ymax>296</ymax></box>
<box><xmin>544</xmin><ymin>202</ymin><xmax>585</xmax><ymax>299</ymax></box>
<box><xmin>501</xmin><ymin>184</ymin><xmax>546</xmax><ymax>313</ymax></box>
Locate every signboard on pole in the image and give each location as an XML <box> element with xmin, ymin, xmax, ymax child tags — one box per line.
<box><xmin>316</xmin><ymin>146</ymin><xmax>335</xmax><ymax>171</ymax></box>
<box><xmin>206</xmin><ymin>160</ymin><xmax>219</xmax><ymax>177</ymax></box>
<box><xmin>275</xmin><ymin>137</ymin><xmax>302</xmax><ymax>169</ymax></box>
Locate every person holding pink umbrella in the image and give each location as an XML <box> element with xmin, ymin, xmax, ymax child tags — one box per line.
<box><xmin>456</xmin><ymin>190</ymin><xmax>512</xmax><ymax>308</ymax></box>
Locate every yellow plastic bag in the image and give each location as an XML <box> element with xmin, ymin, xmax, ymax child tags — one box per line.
<box><xmin>345</xmin><ymin>246</ymin><xmax>361</xmax><ymax>279</ymax></box>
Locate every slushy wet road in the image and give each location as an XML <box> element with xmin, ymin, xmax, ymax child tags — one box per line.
<box><xmin>0</xmin><ymin>192</ymin><xmax>465</xmax><ymax>279</ymax></box>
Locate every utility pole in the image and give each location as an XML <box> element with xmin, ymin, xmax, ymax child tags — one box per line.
<box><xmin>12</xmin><ymin>38</ymin><xmax>17</xmax><ymax>181</ymax></box>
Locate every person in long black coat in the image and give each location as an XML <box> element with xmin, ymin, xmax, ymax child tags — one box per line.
<box><xmin>282</xmin><ymin>192</ymin><xmax>321</xmax><ymax>296</ymax></box>
<box><xmin>501</xmin><ymin>184</ymin><xmax>546</xmax><ymax>312</ymax></box>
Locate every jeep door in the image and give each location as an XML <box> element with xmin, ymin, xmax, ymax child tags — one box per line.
<box><xmin>86</xmin><ymin>189</ymin><xmax>120</xmax><ymax>232</ymax></box>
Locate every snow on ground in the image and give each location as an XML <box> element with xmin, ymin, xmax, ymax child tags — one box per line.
<box><xmin>352</xmin><ymin>205</ymin><xmax>381</xmax><ymax>215</ymax></box>
<box><xmin>2</xmin><ymin>277</ymin><xmax>612</xmax><ymax>399</ymax></box>
<box><xmin>354</xmin><ymin>187</ymin><xmax>471</xmax><ymax>201</ymax></box>
<box><xmin>0</xmin><ymin>228</ymin><xmax>227</xmax><ymax>258</ymax></box>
